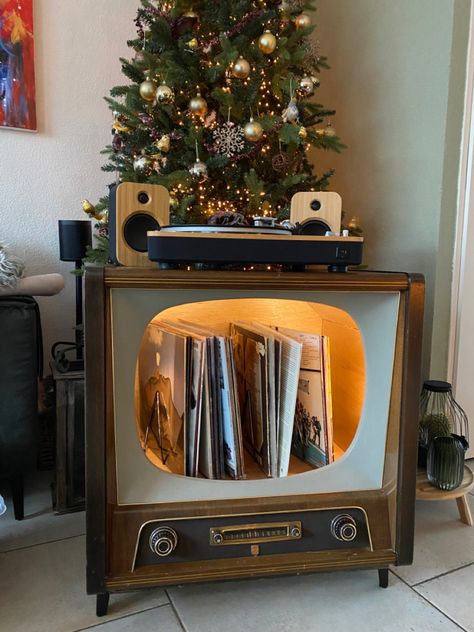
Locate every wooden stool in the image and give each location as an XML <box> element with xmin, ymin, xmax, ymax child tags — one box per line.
<box><xmin>416</xmin><ymin>466</ymin><xmax>474</xmax><ymax>526</ymax></box>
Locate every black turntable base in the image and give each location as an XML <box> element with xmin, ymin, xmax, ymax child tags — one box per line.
<box><xmin>147</xmin><ymin>226</ymin><xmax>364</xmax><ymax>271</ymax></box>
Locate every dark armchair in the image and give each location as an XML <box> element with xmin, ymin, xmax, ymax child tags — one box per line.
<box><xmin>0</xmin><ymin>296</ymin><xmax>42</xmax><ymax>520</ymax></box>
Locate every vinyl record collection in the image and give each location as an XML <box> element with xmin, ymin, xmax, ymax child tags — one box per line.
<box><xmin>135</xmin><ymin>319</ymin><xmax>334</xmax><ymax>479</ymax></box>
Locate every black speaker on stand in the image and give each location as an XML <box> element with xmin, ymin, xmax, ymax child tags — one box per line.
<box><xmin>55</xmin><ymin>220</ymin><xmax>92</xmax><ymax>372</ymax></box>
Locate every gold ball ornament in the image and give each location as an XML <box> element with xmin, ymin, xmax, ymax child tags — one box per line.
<box><xmin>232</xmin><ymin>57</ymin><xmax>251</xmax><ymax>79</ymax></box>
<box><xmin>298</xmin><ymin>126</ymin><xmax>308</xmax><ymax>140</ymax></box>
<box><xmin>258</xmin><ymin>31</ymin><xmax>277</xmax><ymax>55</ymax></box>
<box><xmin>187</xmin><ymin>37</ymin><xmax>199</xmax><ymax>49</ymax></box>
<box><xmin>295</xmin><ymin>13</ymin><xmax>312</xmax><ymax>29</ymax></box>
<box><xmin>139</xmin><ymin>77</ymin><xmax>157</xmax><ymax>102</ymax></box>
<box><xmin>155</xmin><ymin>83</ymin><xmax>175</xmax><ymax>105</ymax></box>
<box><xmin>188</xmin><ymin>93</ymin><xmax>208</xmax><ymax>117</ymax></box>
<box><xmin>244</xmin><ymin>117</ymin><xmax>264</xmax><ymax>143</ymax></box>
<box><xmin>156</xmin><ymin>134</ymin><xmax>170</xmax><ymax>153</ymax></box>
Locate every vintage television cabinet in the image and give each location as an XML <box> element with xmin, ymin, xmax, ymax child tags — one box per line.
<box><xmin>85</xmin><ymin>267</ymin><xmax>424</xmax><ymax>616</ymax></box>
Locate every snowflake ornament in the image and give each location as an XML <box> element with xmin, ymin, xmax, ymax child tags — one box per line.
<box><xmin>212</xmin><ymin>121</ymin><xmax>245</xmax><ymax>158</ymax></box>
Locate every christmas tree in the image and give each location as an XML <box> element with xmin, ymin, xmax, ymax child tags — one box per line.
<box><xmin>90</xmin><ymin>0</ymin><xmax>344</xmax><ymax>230</ymax></box>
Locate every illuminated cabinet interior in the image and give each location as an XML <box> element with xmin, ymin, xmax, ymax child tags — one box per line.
<box><xmin>136</xmin><ymin>298</ymin><xmax>366</xmax><ymax>479</ymax></box>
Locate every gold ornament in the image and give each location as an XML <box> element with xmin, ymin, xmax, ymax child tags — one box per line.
<box><xmin>183</xmin><ymin>9</ymin><xmax>199</xmax><ymax>19</ymax></box>
<box><xmin>187</xmin><ymin>37</ymin><xmax>199</xmax><ymax>49</ymax></box>
<box><xmin>258</xmin><ymin>30</ymin><xmax>277</xmax><ymax>55</ymax></box>
<box><xmin>170</xmin><ymin>197</ymin><xmax>179</xmax><ymax>211</ymax></box>
<box><xmin>112</xmin><ymin>116</ymin><xmax>130</xmax><ymax>133</ymax></box>
<box><xmin>295</xmin><ymin>13</ymin><xmax>312</xmax><ymax>29</ymax></box>
<box><xmin>232</xmin><ymin>57</ymin><xmax>251</xmax><ymax>79</ymax></box>
<box><xmin>188</xmin><ymin>92</ymin><xmax>208</xmax><ymax>117</ymax></box>
<box><xmin>82</xmin><ymin>200</ymin><xmax>103</xmax><ymax>221</ymax></box>
<box><xmin>298</xmin><ymin>126</ymin><xmax>308</xmax><ymax>140</ymax></box>
<box><xmin>156</xmin><ymin>135</ymin><xmax>170</xmax><ymax>152</ymax></box>
<box><xmin>139</xmin><ymin>77</ymin><xmax>157</xmax><ymax>102</ymax></box>
<box><xmin>155</xmin><ymin>83</ymin><xmax>175</xmax><ymax>105</ymax></box>
<box><xmin>244</xmin><ymin>117</ymin><xmax>264</xmax><ymax>142</ymax></box>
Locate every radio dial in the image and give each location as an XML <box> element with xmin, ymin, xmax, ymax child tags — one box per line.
<box><xmin>149</xmin><ymin>527</ymin><xmax>178</xmax><ymax>557</ymax></box>
<box><xmin>331</xmin><ymin>514</ymin><xmax>357</xmax><ymax>542</ymax></box>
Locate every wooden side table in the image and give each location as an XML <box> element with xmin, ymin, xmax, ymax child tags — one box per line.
<box><xmin>52</xmin><ymin>366</ymin><xmax>85</xmax><ymax>513</ymax></box>
<box><xmin>416</xmin><ymin>466</ymin><xmax>474</xmax><ymax>526</ymax></box>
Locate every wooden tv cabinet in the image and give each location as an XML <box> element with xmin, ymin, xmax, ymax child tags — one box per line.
<box><xmin>85</xmin><ymin>267</ymin><xmax>424</xmax><ymax>616</ymax></box>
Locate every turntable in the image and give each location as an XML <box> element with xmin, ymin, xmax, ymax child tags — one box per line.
<box><xmin>147</xmin><ymin>225</ymin><xmax>364</xmax><ymax>271</ymax></box>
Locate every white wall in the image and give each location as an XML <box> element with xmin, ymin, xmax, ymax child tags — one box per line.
<box><xmin>0</xmin><ymin>0</ymin><xmax>136</xmax><ymax>365</ymax></box>
<box><xmin>314</xmin><ymin>0</ymin><xmax>470</xmax><ymax>378</ymax></box>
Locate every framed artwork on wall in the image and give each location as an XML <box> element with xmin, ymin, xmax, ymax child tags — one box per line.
<box><xmin>0</xmin><ymin>0</ymin><xmax>36</xmax><ymax>131</ymax></box>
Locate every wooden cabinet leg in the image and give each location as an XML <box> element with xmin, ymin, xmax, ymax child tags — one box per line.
<box><xmin>378</xmin><ymin>568</ymin><xmax>389</xmax><ymax>588</ymax></box>
<box><xmin>456</xmin><ymin>495</ymin><xmax>473</xmax><ymax>526</ymax></box>
<box><xmin>96</xmin><ymin>592</ymin><xmax>110</xmax><ymax>617</ymax></box>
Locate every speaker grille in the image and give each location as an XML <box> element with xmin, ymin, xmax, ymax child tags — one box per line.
<box><xmin>296</xmin><ymin>219</ymin><xmax>331</xmax><ymax>236</ymax></box>
<box><xmin>123</xmin><ymin>214</ymin><xmax>160</xmax><ymax>252</ymax></box>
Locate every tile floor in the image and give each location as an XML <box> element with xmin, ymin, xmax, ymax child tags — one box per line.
<box><xmin>1</xmin><ymin>466</ymin><xmax>473</xmax><ymax>632</ymax></box>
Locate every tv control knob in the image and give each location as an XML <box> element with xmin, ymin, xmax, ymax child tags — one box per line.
<box><xmin>212</xmin><ymin>532</ymin><xmax>223</xmax><ymax>545</ymax></box>
<box><xmin>290</xmin><ymin>526</ymin><xmax>301</xmax><ymax>538</ymax></box>
<box><xmin>331</xmin><ymin>514</ymin><xmax>357</xmax><ymax>542</ymax></box>
<box><xmin>149</xmin><ymin>527</ymin><xmax>178</xmax><ymax>557</ymax></box>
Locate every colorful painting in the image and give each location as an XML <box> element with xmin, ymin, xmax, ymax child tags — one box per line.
<box><xmin>0</xmin><ymin>0</ymin><xmax>36</xmax><ymax>131</ymax></box>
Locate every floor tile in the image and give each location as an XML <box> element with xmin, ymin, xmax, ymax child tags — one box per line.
<box><xmin>76</xmin><ymin>605</ymin><xmax>183</xmax><ymax>631</ymax></box>
<box><xmin>393</xmin><ymin>496</ymin><xmax>474</xmax><ymax>586</ymax></box>
<box><xmin>415</xmin><ymin>563</ymin><xmax>474</xmax><ymax>631</ymax></box>
<box><xmin>168</xmin><ymin>570</ymin><xmax>460</xmax><ymax>632</ymax></box>
<box><xmin>0</xmin><ymin>471</ymin><xmax>85</xmax><ymax>552</ymax></box>
<box><xmin>0</xmin><ymin>535</ymin><xmax>168</xmax><ymax>632</ymax></box>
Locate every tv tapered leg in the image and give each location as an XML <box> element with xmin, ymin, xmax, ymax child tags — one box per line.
<box><xmin>378</xmin><ymin>568</ymin><xmax>389</xmax><ymax>588</ymax></box>
<box><xmin>10</xmin><ymin>475</ymin><xmax>24</xmax><ymax>521</ymax></box>
<box><xmin>96</xmin><ymin>592</ymin><xmax>110</xmax><ymax>617</ymax></box>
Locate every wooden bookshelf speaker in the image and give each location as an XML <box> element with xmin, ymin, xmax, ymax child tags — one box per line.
<box><xmin>85</xmin><ymin>267</ymin><xmax>425</xmax><ymax>617</ymax></box>
<box><xmin>108</xmin><ymin>182</ymin><xmax>169</xmax><ymax>267</ymax></box>
<box><xmin>290</xmin><ymin>192</ymin><xmax>342</xmax><ymax>235</ymax></box>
